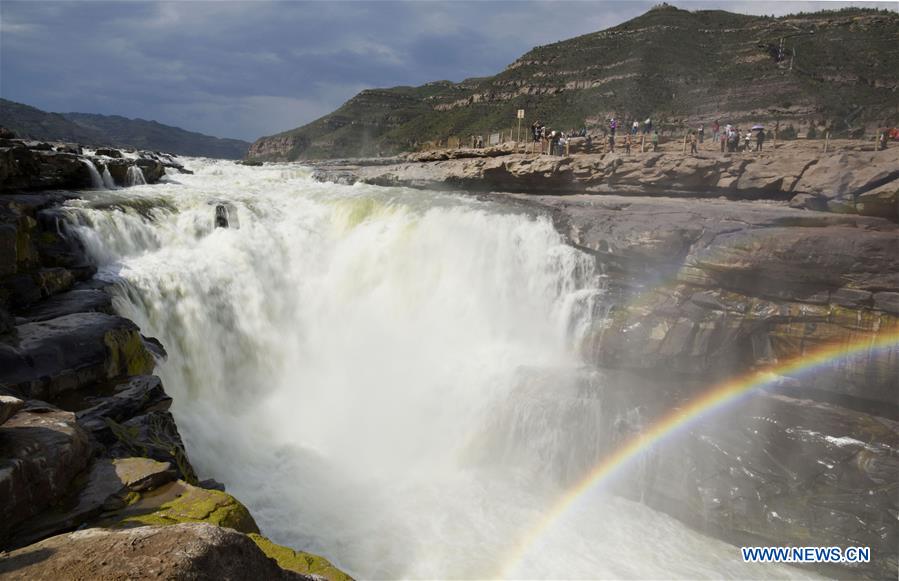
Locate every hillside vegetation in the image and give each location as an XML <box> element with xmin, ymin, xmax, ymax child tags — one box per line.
<box><xmin>0</xmin><ymin>99</ymin><xmax>250</xmax><ymax>159</ymax></box>
<box><xmin>249</xmin><ymin>5</ymin><xmax>899</xmax><ymax>160</ymax></box>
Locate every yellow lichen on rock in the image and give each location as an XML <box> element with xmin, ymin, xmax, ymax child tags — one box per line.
<box><xmin>111</xmin><ymin>480</ymin><xmax>259</xmax><ymax>534</ymax></box>
<box><xmin>248</xmin><ymin>533</ymin><xmax>354</xmax><ymax>581</ymax></box>
<box><xmin>97</xmin><ymin>477</ymin><xmax>353</xmax><ymax>580</ymax></box>
<box><xmin>103</xmin><ymin>327</ymin><xmax>156</xmax><ymax>377</ymax></box>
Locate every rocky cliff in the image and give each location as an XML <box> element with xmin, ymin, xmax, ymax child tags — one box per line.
<box><xmin>0</xmin><ymin>135</ymin><xmax>185</xmax><ymax>193</ymax></box>
<box><xmin>249</xmin><ymin>5</ymin><xmax>899</xmax><ymax>160</ymax></box>
<box><xmin>0</xmin><ymin>154</ymin><xmax>352</xmax><ymax>580</ymax></box>
<box><xmin>312</xmin><ymin>141</ymin><xmax>899</xmax><ymax>222</ymax></box>
<box><xmin>500</xmin><ymin>192</ymin><xmax>899</xmax><ymax>579</ymax></box>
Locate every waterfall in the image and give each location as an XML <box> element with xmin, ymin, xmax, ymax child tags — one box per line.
<box><xmin>126</xmin><ymin>165</ymin><xmax>146</xmax><ymax>186</ymax></box>
<box><xmin>63</xmin><ymin>158</ymin><xmax>808</xmax><ymax>580</ymax></box>
<box><xmin>101</xmin><ymin>165</ymin><xmax>117</xmax><ymax>189</ymax></box>
<box><xmin>80</xmin><ymin>158</ymin><xmax>104</xmax><ymax>188</ymax></box>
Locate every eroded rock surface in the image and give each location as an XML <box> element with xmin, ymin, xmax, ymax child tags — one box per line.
<box><xmin>313</xmin><ymin>146</ymin><xmax>899</xmax><ymax>222</ymax></box>
<box><xmin>0</xmin><ymin>395</ymin><xmax>23</xmax><ymax>426</ymax></box>
<box><xmin>0</xmin><ymin>523</ymin><xmax>317</xmax><ymax>581</ymax></box>
<box><xmin>0</xmin><ymin>312</ymin><xmax>156</xmax><ymax>400</ymax></box>
<box><xmin>0</xmin><ymin>141</ymin><xmax>172</xmax><ymax>192</ymax></box>
<box><xmin>500</xmin><ymin>194</ymin><xmax>899</xmax><ymax>415</ymax></box>
<box><xmin>0</xmin><ymin>407</ymin><xmax>90</xmax><ymax>543</ymax></box>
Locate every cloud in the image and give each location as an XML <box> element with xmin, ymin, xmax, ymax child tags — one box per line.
<box><xmin>1</xmin><ymin>0</ymin><xmax>894</xmax><ymax>141</ymax></box>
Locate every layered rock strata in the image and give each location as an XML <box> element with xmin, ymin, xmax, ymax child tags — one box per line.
<box><xmin>498</xmin><ymin>193</ymin><xmax>899</xmax><ymax>579</ymax></box>
<box><xmin>312</xmin><ymin>145</ymin><xmax>899</xmax><ymax>222</ymax></box>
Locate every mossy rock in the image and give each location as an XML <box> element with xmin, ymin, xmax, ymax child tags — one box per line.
<box><xmin>103</xmin><ymin>327</ymin><xmax>156</xmax><ymax>377</ymax></box>
<box><xmin>98</xmin><ymin>479</ymin><xmax>352</xmax><ymax>580</ymax></box>
<box><xmin>248</xmin><ymin>533</ymin><xmax>354</xmax><ymax>581</ymax></box>
<box><xmin>110</xmin><ymin>481</ymin><xmax>259</xmax><ymax>534</ymax></box>
<box><xmin>15</xmin><ymin>215</ymin><xmax>38</xmax><ymax>268</ymax></box>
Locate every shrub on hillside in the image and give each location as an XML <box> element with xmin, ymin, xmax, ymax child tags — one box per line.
<box><xmin>779</xmin><ymin>124</ymin><xmax>798</xmax><ymax>140</ymax></box>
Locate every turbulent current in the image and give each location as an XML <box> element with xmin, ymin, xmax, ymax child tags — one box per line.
<box><xmin>65</xmin><ymin>159</ymin><xmax>811</xmax><ymax>579</ymax></box>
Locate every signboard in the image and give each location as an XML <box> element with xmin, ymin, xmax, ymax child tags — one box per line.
<box><xmin>517</xmin><ymin>109</ymin><xmax>525</xmax><ymax>119</ymax></box>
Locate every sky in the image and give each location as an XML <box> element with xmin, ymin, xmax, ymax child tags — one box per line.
<box><xmin>1</xmin><ymin>1</ymin><xmax>894</xmax><ymax>141</ymax></box>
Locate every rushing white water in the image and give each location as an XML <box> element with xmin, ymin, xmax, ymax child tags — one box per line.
<box><xmin>101</xmin><ymin>165</ymin><xmax>118</xmax><ymax>189</ymax></box>
<box><xmin>126</xmin><ymin>165</ymin><xmax>146</xmax><ymax>186</ymax></box>
<box><xmin>64</xmin><ymin>159</ymin><xmax>814</xmax><ymax>580</ymax></box>
<box><xmin>80</xmin><ymin>158</ymin><xmax>104</xmax><ymax>189</ymax></box>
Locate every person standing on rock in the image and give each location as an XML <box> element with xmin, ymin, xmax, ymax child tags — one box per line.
<box><xmin>624</xmin><ymin>133</ymin><xmax>632</xmax><ymax>154</ymax></box>
<box><xmin>756</xmin><ymin>128</ymin><xmax>766</xmax><ymax>151</ymax></box>
<box><xmin>712</xmin><ymin>120</ymin><xmax>720</xmax><ymax>143</ymax></box>
<box><xmin>644</xmin><ymin>117</ymin><xmax>652</xmax><ymax>135</ymax></box>
<box><xmin>689</xmin><ymin>131</ymin><xmax>698</xmax><ymax>155</ymax></box>
<box><xmin>608</xmin><ymin>133</ymin><xmax>616</xmax><ymax>153</ymax></box>
<box><xmin>698</xmin><ymin>124</ymin><xmax>705</xmax><ymax>144</ymax></box>
<box><xmin>632</xmin><ymin>120</ymin><xmax>640</xmax><ymax>135</ymax></box>
<box><xmin>651</xmin><ymin>129</ymin><xmax>659</xmax><ymax>151</ymax></box>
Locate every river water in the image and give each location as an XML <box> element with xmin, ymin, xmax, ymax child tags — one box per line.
<box><xmin>64</xmin><ymin>158</ymin><xmax>811</xmax><ymax>579</ymax></box>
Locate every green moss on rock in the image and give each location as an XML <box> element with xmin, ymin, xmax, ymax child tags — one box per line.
<box><xmin>114</xmin><ymin>481</ymin><xmax>259</xmax><ymax>534</ymax></box>
<box><xmin>248</xmin><ymin>533</ymin><xmax>354</xmax><ymax>581</ymax></box>
<box><xmin>103</xmin><ymin>328</ymin><xmax>155</xmax><ymax>377</ymax></box>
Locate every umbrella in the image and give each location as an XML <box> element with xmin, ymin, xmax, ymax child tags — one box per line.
<box><xmin>751</xmin><ymin>124</ymin><xmax>765</xmax><ymax>130</ymax></box>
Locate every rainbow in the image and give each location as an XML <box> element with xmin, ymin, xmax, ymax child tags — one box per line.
<box><xmin>498</xmin><ymin>330</ymin><xmax>899</xmax><ymax>577</ymax></box>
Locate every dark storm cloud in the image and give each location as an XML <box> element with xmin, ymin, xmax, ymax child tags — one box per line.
<box><xmin>1</xmin><ymin>1</ymin><xmax>892</xmax><ymax>140</ymax></box>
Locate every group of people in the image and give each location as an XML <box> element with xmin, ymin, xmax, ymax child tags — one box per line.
<box><xmin>530</xmin><ymin>117</ymin><xmax>662</xmax><ymax>155</ymax></box>
<box><xmin>530</xmin><ymin>121</ymin><xmax>586</xmax><ymax>155</ymax></box>
<box><xmin>527</xmin><ymin>115</ymin><xmax>773</xmax><ymax>157</ymax></box>
<box><xmin>608</xmin><ymin>117</ymin><xmax>654</xmax><ymax>136</ymax></box>
<box><xmin>717</xmin><ymin>121</ymin><xmax>765</xmax><ymax>153</ymax></box>
<box><xmin>606</xmin><ymin>117</ymin><xmax>659</xmax><ymax>152</ymax></box>
<box><xmin>683</xmin><ymin>120</ymin><xmax>766</xmax><ymax>154</ymax></box>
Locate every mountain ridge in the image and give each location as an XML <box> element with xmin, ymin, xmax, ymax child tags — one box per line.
<box><xmin>0</xmin><ymin>99</ymin><xmax>250</xmax><ymax>160</ymax></box>
<box><xmin>248</xmin><ymin>5</ymin><xmax>899</xmax><ymax>161</ymax></box>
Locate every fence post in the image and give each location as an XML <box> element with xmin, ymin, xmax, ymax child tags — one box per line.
<box><xmin>682</xmin><ymin>134</ymin><xmax>687</xmax><ymax>154</ymax></box>
<box><xmin>824</xmin><ymin>132</ymin><xmax>830</xmax><ymax>153</ymax></box>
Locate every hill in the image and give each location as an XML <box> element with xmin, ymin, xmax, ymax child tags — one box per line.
<box><xmin>0</xmin><ymin>99</ymin><xmax>250</xmax><ymax>159</ymax></box>
<box><xmin>0</xmin><ymin>99</ymin><xmax>105</xmax><ymax>144</ymax></box>
<box><xmin>62</xmin><ymin>113</ymin><xmax>250</xmax><ymax>160</ymax></box>
<box><xmin>248</xmin><ymin>5</ymin><xmax>899</xmax><ymax>161</ymax></box>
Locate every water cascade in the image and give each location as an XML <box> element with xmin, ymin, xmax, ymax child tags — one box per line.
<box><xmin>65</xmin><ymin>159</ymin><xmax>811</xmax><ymax>580</ymax></box>
<box><xmin>126</xmin><ymin>165</ymin><xmax>146</xmax><ymax>186</ymax></box>
<box><xmin>80</xmin><ymin>158</ymin><xmax>104</xmax><ymax>189</ymax></box>
<box><xmin>101</xmin><ymin>165</ymin><xmax>117</xmax><ymax>189</ymax></box>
